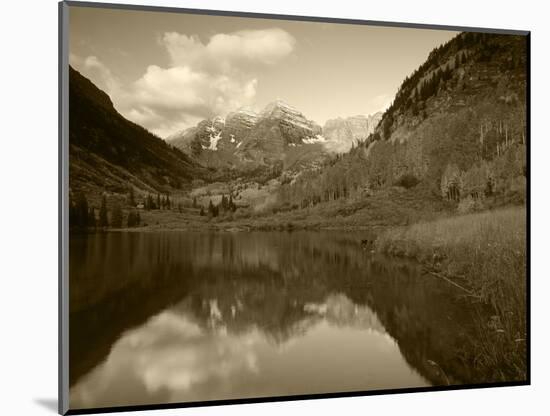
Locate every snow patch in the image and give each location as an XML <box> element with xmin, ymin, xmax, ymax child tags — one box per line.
<box><xmin>303</xmin><ymin>134</ymin><xmax>326</xmax><ymax>144</ymax></box>
<box><xmin>236</xmin><ymin>141</ymin><xmax>242</xmax><ymax>149</ymax></box>
<box><xmin>213</xmin><ymin>116</ymin><xmax>226</xmax><ymax>125</ymax></box>
<box><xmin>207</xmin><ymin>131</ymin><xmax>223</xmax><ymax>151</ymax></box>
<box><xmin>230</xmin><ymin>134</ymin><xmax>236</xmax><ymax>143</ymax></box>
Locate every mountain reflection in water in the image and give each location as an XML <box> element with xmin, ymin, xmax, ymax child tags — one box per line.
<box><xmin>69</xmin><ymin>231</ymin><xmax>480</xmax><ymax>410</ymax></box>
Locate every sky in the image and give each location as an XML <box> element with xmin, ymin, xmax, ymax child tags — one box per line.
<box><xmin>69</xmin><ymin>6</ymin><xmax>458</xmax><ymax>138</ymax></box>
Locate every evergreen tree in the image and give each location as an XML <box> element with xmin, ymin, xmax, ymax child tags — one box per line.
<box><xmin>442</xmin><ymin>65</ymin><xmax>453</xmax><ymax>82</ymax></box>
<box><xmin>74</xmin><ymin>192</ymin><xmax>89</xmax><ymax>228</ymax></box>
<box><xmin>146</xmin><ymin>194</ymin><xmax>154</xmax><ymax>210</ymax></box>
<box><xmin>111</xmin><ymin>203</ymin><xmax>123</xmax><ymax>228</ymax></box>
<box><xmin>192</xmin><ymin>197</ymin><xmax>197</xmax><ymax>208</ymax></box>
<box><xmin>411</xmin><ymin>101</ymin><xmax>419</xmax><ymax>117</ymax></box>
<box><xmin>382</xmin><ymin>115</ymin><xmax>393</xmax><ymax>140</ymax></box>
<box><xmin>127</xmin><ymin>211</ymin><xmax>136</xmax><ymax>227</ymax></box>
<box><xmin>128</xmin><ymin>187</ymin><xmax>135</xmax><ymax>206</ymax></box>
<box><xmin>99</xmin><ymin>195</ymin><xmax>109</xmax><ymax>227</ymax></box>
<box><xmin>208</xmin><ymin>200</ymin><xmax>214</xmax><ymax>217</ymax></box>
<box><xmin>157</xmin><ymin>193</ymin><xmax>161</xmax><ymax>210</ymax></box>
<box><xmin>166</xmin><ymin>194</ymin><xmax>171</xmax><ymax>209</ymax></box>
<box><xmin>455</xmin><ymin>34</ymin><xmax>464</xmax><ymax>49</ymax></box>
<box><xmin>199</xmin><ymin>207</ymin><xmax>205</xmax><ymax>216</ymax></box>
<box><xmin>87</xmin><ymin>207</ymin><xmax>96</xmax><ymax>228</ymax></box>
<box><xmin>136</xmin><ymin>211</ymin><xmax>141</xmax><ymax>226</ymax></box>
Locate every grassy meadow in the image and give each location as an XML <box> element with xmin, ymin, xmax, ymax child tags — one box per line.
<box><xmin>375</xmin><ymin>206</ymin><xmax>527</xmax><ymax>381</ymax></box>
<box><xmin>121</xmin><ymin>184</ymin><xmax>452</xmax><ymax>232</ymax></box>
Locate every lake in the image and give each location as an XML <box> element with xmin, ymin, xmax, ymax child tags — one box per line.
<box><xmin>69</xmin><ymin>231</ymin><xmax>481</xmax><ymax>410</ymax></box>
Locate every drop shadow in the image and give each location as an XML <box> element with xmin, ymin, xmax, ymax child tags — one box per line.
<box><xmin>34</xmin><ymin>398</ymin><xmax>58</xmax><ymax>413</ymax></box>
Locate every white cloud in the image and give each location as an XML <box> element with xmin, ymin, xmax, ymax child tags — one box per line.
<box><xmin>71</xmin><ymin>28</ymin><xmax>295</xmax><ymax>138</ymax></box>
<box><xmin>69</xmin><ymin>54</ymin><xmax>120</xmax><ymax>94</ymax></box>
<box><xmin>69</xmin><ymin>311</ymin><xmax>261</xmax><ymax>408</ymax></box>
<box><xmin>206</xmin><ymin>29</ymin><xmax>295</xmax><ymax>66</ymax></box>
<box><xmin>163</xmin><ymin>28</ymin><xmax>295</xmax><ymax>70</ymax></box>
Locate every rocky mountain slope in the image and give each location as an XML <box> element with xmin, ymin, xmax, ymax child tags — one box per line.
<box><xmin>278</xmin><ymin>32</ymin><xmax>527</xmax><ymax>212</ymax></box>
<box><xmin>167</xmin><ymin>100</ymin><xmax>329</xmax><ymax>173</ymax></box>
<box><xmin>69</xmin><ymin>66</ymin><xmax>206</xmax><ymax>197</ymax></box>
<box><xmin>323</xmin><ymin>112</ymin><xmax>383</xmax><ymax>153</ymax></box>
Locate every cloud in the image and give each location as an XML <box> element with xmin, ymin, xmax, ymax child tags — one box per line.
<box><xmin>71</xmin><ymin>28</ymin><xmax>295</xmax><ymax>137</ymax></box>
<box><xmin>70</xmin><ymin>54</ymin><xmax>121</xmax><ymax>95</ymax></box>
<box><xmin>69</xmin><ymin>311</ymin><xmax>260</xmax><ymax>408</ymax></box>
<box><xmin>163</xmin><ymin>29</ymin><xmax>295</xmax><ymax>70</ymax></box>
<box><xmin>133</xmin><ymin>65</ymin><xmax>258</xmax><ymax>117</ymax></box>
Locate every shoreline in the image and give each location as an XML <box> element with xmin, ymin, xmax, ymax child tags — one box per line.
<box><xmin>109</xmin><ymin>224</ymin><xmax>386</xmax><ymax>233</ymax></box>
<box><xmin>375</xmin><ymin>206</ymin><xmax>527</xmax><ymax>382</ymax></box>
<box><xmin>70</xmin><ymin>206</ymin><xmax>526</xmax><ymax>383</ymax></box>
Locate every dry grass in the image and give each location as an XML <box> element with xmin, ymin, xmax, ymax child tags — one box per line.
<box><xmin>375</xmin><ymin>206</ymin><xmax>527</xmax><ymax>381</ymax></box>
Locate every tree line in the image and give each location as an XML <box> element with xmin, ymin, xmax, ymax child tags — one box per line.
<box><xmin>69</xmin><ymin>193</ymin><xmax>141</xmax><ymax>229</ymax></box>
<box><xmin>199</xmin><ymin>194</ymin><xmax>237</xmax><ymax>218</ymax></box>
<box><xmin>276</xmin><ymin>32</ymin><xmax>527</xmax><ymax>212</ymax></box>
<box><xmin>142</xmin><ymin>191</ymin><xmax>172</xmax><ymax>210</ymax></box>
<box><xmin>278</xmin><ymin>112</ymin><xmax>525</xmax><ymax>212</ymax></box>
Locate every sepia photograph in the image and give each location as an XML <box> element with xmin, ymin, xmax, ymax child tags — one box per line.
<box><xmin>62</xmin><ymin>1</ymin><xmax>528</xmax><ymax>413</ymax></box>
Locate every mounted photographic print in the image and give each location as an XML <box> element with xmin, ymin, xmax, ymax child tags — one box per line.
<box><xmin>59</xmin><ymin>1</ymin><xmax>530</xmax><ymax>414</ymax></box>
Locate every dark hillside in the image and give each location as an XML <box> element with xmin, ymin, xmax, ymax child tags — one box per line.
<box><xmin>69</xmin><ymin>66</ymin><xmax>206</xmax><ymax>197</ymax></box>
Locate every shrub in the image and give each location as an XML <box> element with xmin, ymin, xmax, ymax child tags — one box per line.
<box><xmin>457</xmin><ymin>195</ymin><xmax>485</xmax><ymax>214</ymax></box>
<box><xmin>234</xmin><ymin>208</ymin><xmax>251</xmax><ymax>220</ymax></box>
<box><xmin>395</xmin><ymin>174</ymin><xmax>420</xmax><ymax>189</ymax></box>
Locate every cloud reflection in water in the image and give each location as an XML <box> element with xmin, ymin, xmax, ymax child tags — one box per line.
<box><xmin>70</xmin><ymin>293</ymin><xmax>429</xmax><ymax>409</ymax></box>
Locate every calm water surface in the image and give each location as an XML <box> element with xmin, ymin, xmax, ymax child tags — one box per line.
<box><xmin>69</xmin><ymin>231</ymin><xmax>479</xmax><ymax>410</ymax></box>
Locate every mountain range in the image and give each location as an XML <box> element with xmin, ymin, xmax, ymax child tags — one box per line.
<box><xmin>167</xmin><ymin>100</ymin><xmax>330</xmax><ymax>172</ymax></box>
<box><xmin>322</xmin><ymin>112</ymin><xmax>383</xmax><ymax>153</ymax></box>
<box><xmin>166</xmin><ymin>101</ymin><xmax>383</xmax><ymax>172</ymax></box>
<box><xmin>69</xmin><ymin>31</ymin><xmax>526</xmax><ymax>212</ymax></box>
<box><xmin>69</xmin><ymin>65</ymin><xmax>383</xmax><ymax>200</ymax></box>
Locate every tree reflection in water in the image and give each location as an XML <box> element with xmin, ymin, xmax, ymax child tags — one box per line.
<box><xmin>69</xmin><ymin>231</ymin><xmax>490</xmax><ymax>410</ymax></box>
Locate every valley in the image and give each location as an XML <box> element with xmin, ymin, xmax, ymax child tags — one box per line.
<box><xmin>70</xmin><ymin>32</ymin><xmax>526</xmax><ymax>236</ymax></box>
<box><xmin>68</xmin><ymin>30</ymin><xmax>528</xmax><ymax>387</ymax></box>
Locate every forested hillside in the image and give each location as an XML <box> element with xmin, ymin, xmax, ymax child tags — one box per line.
<box><xmin>278</xmin><ymin>32</ymin><xmax>527</xmax><ymax>214</ymax></box>
<box><xmin>69</xmin><ymin>67</ymin><xmax>207</xmax><ymax>198</ymax></box>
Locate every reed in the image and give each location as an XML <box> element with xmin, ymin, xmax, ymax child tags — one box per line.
<box><xmin>375</xmin><ymin>207</ymin><xmax>527</xmax><ymax>381</ymax></box>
